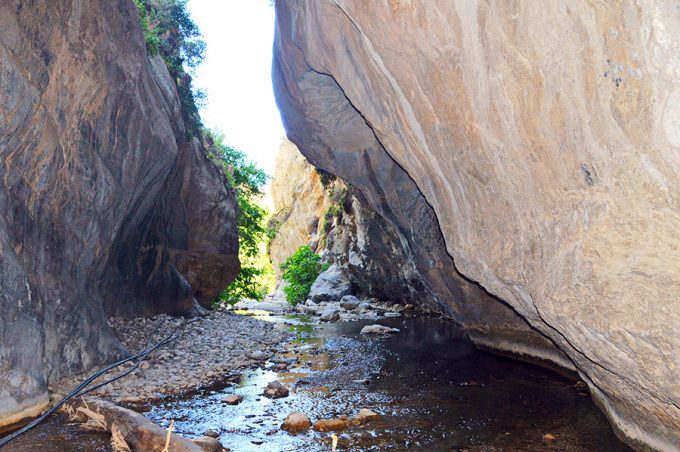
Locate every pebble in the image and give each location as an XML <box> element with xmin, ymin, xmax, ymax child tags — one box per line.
<box><xmin>223</xmin><ymin>394</ymin><xmax>243</xmax><ymax>405</ymax></box>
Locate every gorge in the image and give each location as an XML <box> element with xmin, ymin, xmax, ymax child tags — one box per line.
<box><xmin>1</xmin><ymin>0</ymin><xmax>679</xmax><ymax>451</ymax></box>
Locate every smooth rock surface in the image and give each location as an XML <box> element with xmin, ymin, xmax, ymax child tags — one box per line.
<box><xmin>274</xmin><ymin>1</ymin><xmax>680</xmax><ymax>448</ymax></box>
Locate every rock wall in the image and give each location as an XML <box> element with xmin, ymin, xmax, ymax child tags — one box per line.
<box><xmin>273</xmin><ymin>0</ymin><xmax>680</xmax><ymax>449</ymax></box>
<box><xmin>270</xmin><ymin>139</ymin><xmax>444</xmax><ymax>309</ymax></box>
<box><xmin>0</xmin><ymin>0</ymin><xmax>239</xmax><ymax>429</ymax></box>
<box><xmin>269</xmin><ymin>139</ymin><xmax>332</xmax><ymax>275</ymax></box>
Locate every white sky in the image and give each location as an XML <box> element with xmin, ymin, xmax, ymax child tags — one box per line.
<box><xmin>187</xmin><ymin>0</ymin><xmax>284</xmax><ymax>177</ymax></box>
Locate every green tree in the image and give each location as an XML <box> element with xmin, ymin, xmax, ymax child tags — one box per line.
<box><xmin>204</xmin><ymin>130</ymin><xmax>273</xmax><ymax>305</ymax></box>
<box><xmin>280</xmin><ymin>246</ymin><xmax>329</xmax><ymax>306</ymax></box>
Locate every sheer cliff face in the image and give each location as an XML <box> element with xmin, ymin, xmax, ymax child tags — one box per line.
<box><xmin>0</xmin><ymin>0</ymin><xmax>238</xmax><ymax>428</ymax></box>
<box><xmin>273</xmin><ymin>0</ymin><xmax>680</xmax><ymax>449</ymax></box>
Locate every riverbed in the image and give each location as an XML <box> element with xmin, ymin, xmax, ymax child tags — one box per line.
<box><xmin>2</xmin><ymin>309</ymin><xmax>630</xmax><ymax>451</ymax></box>
<box><xmin>146</xmin><ymin>311</ymin><xmax>629</xmax><ymax>451</ymax></box>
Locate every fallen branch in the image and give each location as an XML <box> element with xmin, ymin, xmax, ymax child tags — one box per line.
<box><xmin>63</xmin><ymin>397</ymin><xmax>223</xmax><ymax>452</ymax></box>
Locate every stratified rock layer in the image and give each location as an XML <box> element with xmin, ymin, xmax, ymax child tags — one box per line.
<box><xmin>273</xmin><ymin>1</ymin><xmax>680</xmax><ymax>449</ymax></box>
<box><xmin>0</xmin><ymin>0</ymin><xmax>238</xmax><ymax>428</ymax></box>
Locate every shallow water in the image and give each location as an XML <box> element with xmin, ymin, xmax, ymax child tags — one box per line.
<box><xmin>142</xmin><ymin>313</ymin><xmax>630</xmax><ymax>451</ymax></box>
<box><xmin>0</xmin><ymin>311</ymin><xmax>631</xmax><ymax>451</ymax></box>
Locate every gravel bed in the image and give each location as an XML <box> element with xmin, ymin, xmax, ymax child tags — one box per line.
<box><xmin>51</xmin><ymin>311</ymin><xmax>291</xmax><ymax>405</ymax></box>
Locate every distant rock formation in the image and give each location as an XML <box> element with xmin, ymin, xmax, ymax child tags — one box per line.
<box><xmin>273</xmin><ymin>1</ymin><xmax>680</xmax><ymax>449</ymax></box>
<box><xmin>0</xmin><ymin>0</ymin><xmax>238</xmax><ymax>428</ymax></box>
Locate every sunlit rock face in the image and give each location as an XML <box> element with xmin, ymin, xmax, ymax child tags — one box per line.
<box><xmin>273</xmin><ymin>0</ymin><xmax>680</xmax><ymax>449</ymax></box>
<box><xmin>269</xmin><ymin>139</ymin><xmax>332</xmax><ymax>275</ymax></box>
<box><xmin>0</xmin><ymin>0</ymin><xmax>238</xmax><ymax>428</ymax></box>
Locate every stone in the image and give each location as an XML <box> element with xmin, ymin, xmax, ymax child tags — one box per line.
<box><xmin>281</xmin><ymin>412</ymin><xmax>312</xmax><ymax>432</ymax></box>
<box><xmin>308</xmin><ymin>265</ymin><xmax>352</xmax><ymax>302</ymax></box>
<box><xmin>139</xmin><ymin>362</ymin><xmax>151</xmax><ymax>371</ymax></box>
<box><xmin>320</xmin><ymin>309</ymin><xmax>341</xmax><ymax>322</ymax></box>
<box><xmin>274</xmin><ymin>1</ymin><xmax>680</xmax><ymax>448</ymax></box>
<box><xmin>313</xmin><ymin>418</ymin><xmax>349</xmax><ymax>432</ymax></box>
<box><xmin>203</xmin><ymin>429</ymin><xmax>220</xmax><ymax>438</ymax></box>
<box><xmin>0</xmin><ymin>0</ymin><xmax>239</xmax><ymax>428</ymax></box>
<box><xmin>360</xmin><ymin>325</ymin><xmax>400</xmax><ymax>335</ymax></box>
<box><xmin>340</xmin><ymin>295</ymin><xmax>361</xmax><ymax>311</ymax></box>
<box><xmin>356</xmin><ymin>409</ymin><xmax>380</xmax><ymax>422</ymax></box>
<box><xmin>263</xmin><ymin>381</ymin><xmax>289</xmax><ymax>399</ymax></box>
<box><xmin>223</xmin><ymin>395</ymin><xmax>243</xmax><ymax>405</ymax></box>
<box><xmin>247</xmin><ymin>350</ymin><xmax>269</xmax><ymax>361</ymax></box>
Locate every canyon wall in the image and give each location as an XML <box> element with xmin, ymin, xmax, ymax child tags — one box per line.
<box><xmin>0</xmin><ymin>0</ymin><xmax>239</xmax><ymax>428</ymax></box>
<box><xmin>273</xmin><ymin>0</ymin><xmax>680</xmax><ymax>449</ymax></box>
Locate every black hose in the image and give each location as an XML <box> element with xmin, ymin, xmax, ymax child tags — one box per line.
<box><xmin>0</xmin><ymin>319</ymin><xmax>189</xmax><ymax>449</ymax></box>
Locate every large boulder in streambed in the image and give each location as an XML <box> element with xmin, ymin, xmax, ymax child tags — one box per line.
<box><xmin>308</xmin><ymin>265</ymin><xmax>352</xmax><ymax>302</ymax></box>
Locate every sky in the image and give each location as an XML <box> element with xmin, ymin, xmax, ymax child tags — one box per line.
<box><xmin>187</xmin><ymin>0</ymin><xmax>284</xmax><ymax>177</ymax></box>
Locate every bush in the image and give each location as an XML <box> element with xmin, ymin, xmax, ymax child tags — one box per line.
<box><xmin>280</xmin><ymin>246</ymin><xmax>329</xmax><ymax>306</ymax></box>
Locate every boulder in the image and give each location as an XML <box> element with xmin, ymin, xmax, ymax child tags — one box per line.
<box><xmin>340</xmin><ymin>295</ymin><xmax>361</xmax><ymax>311</ymax></box>
<box><xmin>320</xmin><ymin>309</ymin><xmax>341</xmax><ymax>322</ymax></box>
<box><xmin>308</xmin><ymin>265</ymin><xmax>352</xmax><ymax>302</ymax></box>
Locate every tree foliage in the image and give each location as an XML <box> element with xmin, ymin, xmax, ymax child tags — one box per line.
<box><xmin>280</xmin><ymin>246</ymin><xmax>329</xmax><ymax>306</ymax></box>
<box><xmin>204</xmin><ymin>131</ymin><xmax>273</xmax><ymax>305</ymax></box>
<box><xmin>132</xmin><ymin>0</ymin><xmax>206</xmax><ymax>133</ymax></box>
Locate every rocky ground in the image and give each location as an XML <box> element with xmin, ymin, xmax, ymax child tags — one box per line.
<box><xmin>51</xmin><ymin>311</ymin><xmax>291</xmax><ymax>406</ymax></box>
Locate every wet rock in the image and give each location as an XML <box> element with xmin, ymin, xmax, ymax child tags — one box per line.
<box><xmin>320</xmin><ymin>309</ymin><xmax>341</xmax><ymax>322</ymax></box>
<box><xmin>223</xmin><ymin>394</ymin><xmax>243</xmax><ymax>405</ymax></box>
<box><xmin>383</xmin><ymin>312</ymin><xmax>401</xmax><ymax>318</ymax></box>
<box><xmin>264</xmin><ymin>381</ymin><xmax>289</xmax><ymax>399</ymax></box>
<box><xmin>308</xmin><ymin>265</ymin><xmax>352</xmax><ymax>302</ymax></box>
<box><xmin>313</xmin><ymin>418</ymin><xmax>349</xmax><ymax>432</ymax></box>
<box><xmin>340</xmin><ymin>295</ymin><xmax>361</xmax><ymax>311</ymax></box>
<box><xmin>356</xmin><ymin>408</ymin><xmax>380</xmax><ymax>422</ymax></box>
<box><xmin>360</xmin><ymin>325</ymin><xmax>400</xmax><ymax>335</ymax></box>
<box><xmin>281</xmin><ymin>412</ymin><xmax>312</xmax><ymax>432</ymax></box>
<box><xmin>203</xmin><ymin>429</ymin><xmax>220</xmax><ymax>438</ymax></box>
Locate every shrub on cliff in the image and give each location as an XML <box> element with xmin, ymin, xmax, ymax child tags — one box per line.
<box><xmin>133</xmin><ymin>0</ymin><xmax>206</xmax><ymax>134</ymax></box>
<box><xmin>280</xmin><ymin>246</ymin><xmax>329</xmax><ymax>305</ymax></box>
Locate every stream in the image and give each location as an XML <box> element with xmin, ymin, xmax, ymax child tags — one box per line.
<box><xmin>146</xmin><ymin>311</ymin><xmax>628</xmax><ymax>451</ymax></box>
<box><xmin>2</xmin><ymin>310</ymin><xmax>630</xmax><ymax>451</ymax></box>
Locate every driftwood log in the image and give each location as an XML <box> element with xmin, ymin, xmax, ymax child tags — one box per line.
<box><xmin>62</xmin><ymin>397</ymin><xmax>224</xmax><ymax>452</ymax></box>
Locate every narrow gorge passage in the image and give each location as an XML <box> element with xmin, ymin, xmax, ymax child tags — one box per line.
<box><xmin>1</xmin><ymin>1</ymin><xmax>679</xmax><ymax>452</ymax></box>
